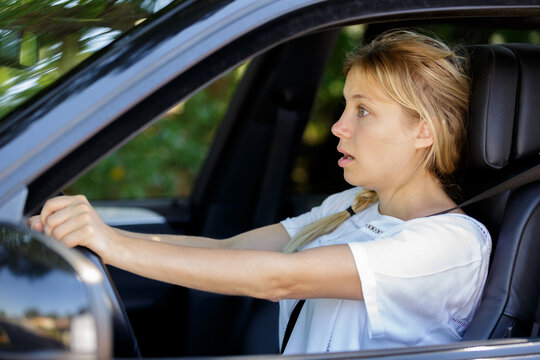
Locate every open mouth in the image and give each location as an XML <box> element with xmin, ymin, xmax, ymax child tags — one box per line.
<box><xmin>337</xmin><ymin>147</ymin><xmax>355</xmax><ymax>166</ymax></box>
<box><xmin>337</xmin><ymin>147</ymin><xmax>355</xmax><ymax>159</ymax></box>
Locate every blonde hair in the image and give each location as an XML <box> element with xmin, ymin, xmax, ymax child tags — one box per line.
<box><xmin>283</xmin><ymin>30</ymin><xmax>470</xmax><ymax>254</ymax></box>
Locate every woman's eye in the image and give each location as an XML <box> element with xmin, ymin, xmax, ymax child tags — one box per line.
<box><xmin>357</xmin><ymin>107</ymin><xmax>370</xmax><ymax>117</ymax></box>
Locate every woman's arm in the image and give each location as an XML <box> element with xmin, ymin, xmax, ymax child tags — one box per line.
<box><xmin>28</xmin><ymin>195</ymin><xmax>363</xmax><ymax>301</ymax></box>
<box><xmin>114</xmin><ymin>223</ymin><xmax>289</xmax><ymax>252</ymax></box>
<box><xmin>28</xmin><ymin>195</ymin><xmax>290</xmax><ymax>252</ymax></box>
<box><xmin>106</xmin><ymin>236</ymin><xmax>363</xmax><ymax>301</ymax></box>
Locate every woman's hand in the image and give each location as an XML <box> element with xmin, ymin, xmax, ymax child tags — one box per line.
<box><xmin>27</xmin><ymin>195</ymin><xmax>117</xmax><ymax>260</ymax></box>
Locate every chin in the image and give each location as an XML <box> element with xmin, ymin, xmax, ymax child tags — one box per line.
<box><xmin>342</xmin><ymin>171</ymin><xmax>363</xmax><ymax>187</ymax></box>
<box><xmin>343</xmin><ymin>171</ymin><xmax>377</xmax><ymax>190</ymax></box>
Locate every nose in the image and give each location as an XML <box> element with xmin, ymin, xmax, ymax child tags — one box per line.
<box><xmin>331</xmin><ymin>112</ymin><xmax>351</xmax><ymax>138</ymax></box>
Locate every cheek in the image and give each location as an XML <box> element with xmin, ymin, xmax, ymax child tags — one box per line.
<box><xmin>354</xmin><ymin>130</ymin><xmax>415</xmax><ymax>173</ymax></box>
<box><xmin>361</xmin><ymin>119</ymin><xmax>416</xmax><ymax>155</ymax></box>
<box><xmin>354</xmin><ymin>125</ymin><xmax>390</xmax><ymax>159</ymax></box>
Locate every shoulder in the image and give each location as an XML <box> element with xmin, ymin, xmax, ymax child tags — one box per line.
<box><xmin>402</xmin><ymin>214</ymin><xmax>491</xmax><ymax>249</ymax></box>
<box><xmin>396</xmin><ymin>214</ymin><xmax>491</xmax><ymax>269</ymax></box>
<box><xmin>350</xmin><ymin>214</ymin><xmax>491</xmax><ymax>277</ymax></box>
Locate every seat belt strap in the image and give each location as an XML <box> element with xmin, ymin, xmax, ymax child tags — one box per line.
<box><xmin>281</xmin><ymin>299</ymin><xmax>306</xmax><ymax>354</ymax></box>
<box><xmin>433</xmin><ymin>163</ymin><xmax>540</xmax><ymax>215</ymax></box>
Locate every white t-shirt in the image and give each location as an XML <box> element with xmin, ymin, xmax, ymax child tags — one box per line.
<box><xmin>279</xmin><ymin>187</ymin><xmax>491</xmax><ymax>354</ymax></box>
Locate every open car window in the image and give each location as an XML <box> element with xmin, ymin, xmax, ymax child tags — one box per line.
<box><xmin>65</xmin><ymin>63</ymin><xmax>247</xmax><ymax>200</ymax></box>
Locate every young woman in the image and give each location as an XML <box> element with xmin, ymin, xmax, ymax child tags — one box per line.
<box><xmin>28</xmin><ymin>30</ymin><xmax>491</xmax><ymax>354</ymax></box>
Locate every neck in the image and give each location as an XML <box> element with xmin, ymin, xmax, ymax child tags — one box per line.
<box><xmin>375</xmin><ymin>171</ymin><xmax>460</xmax><ymax>220</ymax></box>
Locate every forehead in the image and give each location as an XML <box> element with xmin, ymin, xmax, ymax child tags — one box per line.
<box><xmin>343</xmin><ymin>67</ymin><xmax>395</xmax><ymax>105</ymax></box>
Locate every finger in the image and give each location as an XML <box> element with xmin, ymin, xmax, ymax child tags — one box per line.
<box><xmin>27</xmin><ymin>216</ymin><xmax>44</xmax><ymax>232</ymax></box>
<box><xmin>58</xmin><ymin>224</ymin><xmax>95</xmax><ymax>249</ymax></box>
<box><xmin>40</xmin><ymin>195</ymin><xmax>88</xmax><ymax>227</ymax></box>
<box><xmin>48</xmin><ymin>212</ymin><xmax>93</xmax><ymax>245</ymax></box>
<box><xmin>43</xmin><ymin>201</ymin><xmax>92</xmax><ymax>237</ymax></box>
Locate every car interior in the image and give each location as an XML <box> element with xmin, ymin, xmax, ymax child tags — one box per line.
<box><xmin>23</xmin><ymin>15</ymin><xmax>540</xmax><ymax>360</ymax></box>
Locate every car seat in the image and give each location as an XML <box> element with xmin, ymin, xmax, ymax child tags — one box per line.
<box><xmin>461</xmin><ymin>43</ymin><xmax>540</xmax><ymax>340</ymax></box>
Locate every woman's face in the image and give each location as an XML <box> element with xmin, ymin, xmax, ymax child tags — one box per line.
<box><xmin>331</xmin><ymin>69</ymin><xmax>427</xmax><ymax>192</ymax></box>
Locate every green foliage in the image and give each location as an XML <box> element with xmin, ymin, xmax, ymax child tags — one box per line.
<box><xmin>65</xmin><ymin>67</ymin><xmax>245</xmax><ymax>199</ymax></box>
<box><xmin>0</xmin><ymin>0</ymin><xmax>168</xmax><ymax>119</ymax></box>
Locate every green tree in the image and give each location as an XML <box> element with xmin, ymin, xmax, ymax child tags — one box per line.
<box><xmin>0</xmin><ymin>0</ymin><xmax>171</xmax><ymax>119</ymax></box>
<box><xmin>65</xmin><ymin>65</ymin><xmax>246</xmax><ymax>199</ymax></box>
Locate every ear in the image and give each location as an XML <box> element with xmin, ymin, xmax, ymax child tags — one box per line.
<box><xmin>414</xmin><ymin>120</ymin><xmax>434</xmax><ymax>149</ymax></box>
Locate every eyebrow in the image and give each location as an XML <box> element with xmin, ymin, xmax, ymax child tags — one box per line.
<box><xmin>345</xmin><ymin>93</ymin><xmax>377</xmax><ymax>105</ymax></box>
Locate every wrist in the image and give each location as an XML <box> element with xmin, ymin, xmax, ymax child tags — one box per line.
<box><xmin>99</xmin><ymin>227</ymin><xmax>127</xmax><ymax>265</ymax></box>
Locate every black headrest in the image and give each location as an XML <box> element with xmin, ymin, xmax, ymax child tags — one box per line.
<box><xmin>467</xmin><ymin>45</ymin><xmax>518</xmax><ymax>170</ymax></box>
<box><xmin>468</xmin><ymin>44</ymin><xmax>540</xmax><ymax>171</ymax></box>
<box><xmin>502</xmin><ymin>44</ymin><xmax>540</xmax><ymax>161</ymax></box>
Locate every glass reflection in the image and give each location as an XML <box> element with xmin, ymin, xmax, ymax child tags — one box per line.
<box><xmin>0</xmin><ymin>225</ymin><xmax>92</xmax><ymax>352</ymax></box>
<box><xmin>0</xmin><ymin>0</ymin><xmax>176</xmax><ymax>120</ymax></box>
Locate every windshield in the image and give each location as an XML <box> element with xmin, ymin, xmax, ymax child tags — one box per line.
<box><xmin>0</xmin><ymin>0</ymin><xmax>176</xmax><ymax>120</ymax></box>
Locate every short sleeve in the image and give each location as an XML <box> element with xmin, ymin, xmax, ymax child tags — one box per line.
<box><xmin>347</xmin><ymin>215</ymin><xmax>491</xmax><ymax>344</ymax></box>
<box><xmin>280</xmin><ymin>187</ymin><xmax>362</xmax><ymax>238</ymax></box>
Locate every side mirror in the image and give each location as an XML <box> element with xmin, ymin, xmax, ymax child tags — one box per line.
<box><xmin>0</xmin><ymin>29</ymin><xmax>38</xmax><ymax>68</ymax></box>
<box><xmin>0</xmin><ymin>223</ymin><xmax>112</xmax><ymax>359</ymax></box>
